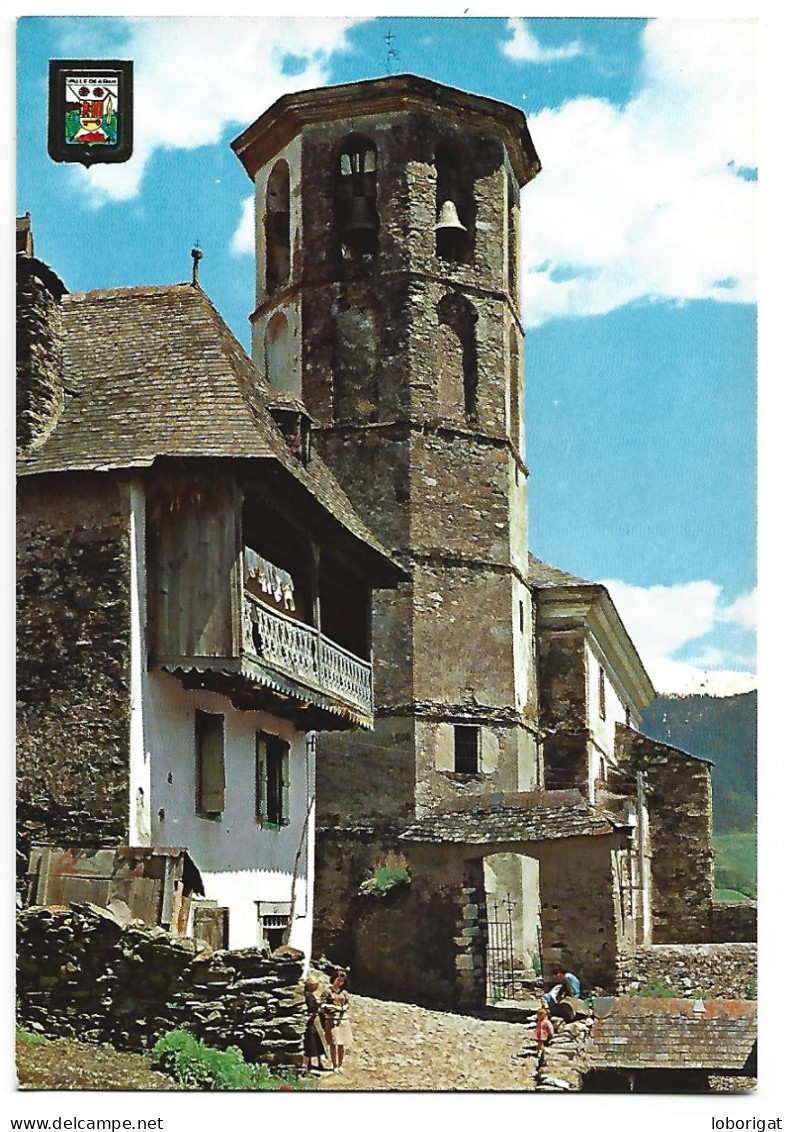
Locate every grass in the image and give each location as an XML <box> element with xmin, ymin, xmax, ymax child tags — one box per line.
<box><xmin>714</xmin><ymin>888</ymin><xmax>752</xmax><ymax>903</ymax></box>
<box><xmin>16</xmin><ymin>1028</ymin><xmax>50</xmax><ymax>1046</ymax></box>
<box><xmin>713</xmin><ymin>830</ymin><xmax>757</xmax><ymax>900</ymax></box>
<box><xmin>152</xmin><ymin>1030</ymin><xmax>309</xmax><ymax>1091</ymax></box>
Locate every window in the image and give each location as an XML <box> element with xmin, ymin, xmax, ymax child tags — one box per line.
<box><xmin>256</xmin><ymin>732</ymin><xmax>290</xmax><ymax>826</ymax></box>
<box><xmin>625</xmin><ymin>706</ymin><xmax>631</xmax><ymax>729</ymax></box>
<box><xmin>256</xmin><ymin>901</ymin><xmax>290</xmax><ymax>953</ymax></box>
<box><xmin>195</xmin><ymin>710</ymin><xmax>225</xmax><ymax>817</ymax></box>
<box><xmin>454</xmin><ymin>725</ymin><xmax>480</xmax><ymax>774</ymax></box>
<box><xmin>598</xmin><ymin>665</ymin><xmax>607</xmax><ymax>721</ymax></box>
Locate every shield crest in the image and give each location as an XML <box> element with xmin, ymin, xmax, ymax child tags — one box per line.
<box><xmin>48</xmin><ymin>59</ymin><xmax>133</xmax><ymax>166</ymax></box>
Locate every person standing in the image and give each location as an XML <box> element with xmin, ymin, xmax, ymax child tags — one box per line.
<box><xmin>322</xmin><ymin>969</ymin><xmax>353</xmax><ymax>1073</ymax></box>
<box><xmin>534</xmin><ymin>1006</ymin><xmax>554</xmax><ymax>1058</ymax></box>
<box><xmin>302</xmin><ymin>977</ymin><xmax>328</xmax><ymax>1075</ymax></box>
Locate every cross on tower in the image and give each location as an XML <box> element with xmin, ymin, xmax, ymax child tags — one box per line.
<box><xmin>384</xmin><ymin>29</ymin><xmax>398</xmax><ymax>74</ymax></box>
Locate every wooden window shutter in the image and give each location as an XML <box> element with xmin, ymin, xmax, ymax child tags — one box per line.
<box><xmin>255</xmin><ymin>732</ymin><xmax>266</xmax><ymax>825</ymax></box>
<box><xmin>258</xmin><ymin>733</ymin><xmax>290</xmax><ymax>826</ymax></box>
<box><xmin>196</xmin><ymin>711</ymin><xmax>225</xmax><ymax>815</ymax></box>
<box><xmin>280</xmin><ymin>743</ymin><xmax>290</xmax><ymax>826</ymax></box>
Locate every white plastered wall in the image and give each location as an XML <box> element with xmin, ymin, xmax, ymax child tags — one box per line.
<box><xmin>126</xmin><ymin>479</ymin><xmax>315</xmax><ymax>956</ymax></box>
<box><xmin>585</xmin><ymin>639</ymin><xmax>631</xmax><ymax>799</ymax></box>
<box><xmin>251</xmin><ymin>135</ymin><xmax>303</xmax><ymax>384</ymax></box>
<box><xmin>143</xmin><ymin>674</ymin><xmax>313</xmax><ymax>954</ymax></box>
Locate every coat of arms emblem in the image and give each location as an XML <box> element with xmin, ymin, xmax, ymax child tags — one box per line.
<box><xmin>48</xmin><ymin>59</ymin><xmax>133</xmax><ymax>165</ymax></box>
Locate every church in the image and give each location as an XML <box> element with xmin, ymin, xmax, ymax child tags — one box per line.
<box><xmin>17</xmin><ymin>73</ymin><xmax>745</xmax><ymax>1008</ymax></box>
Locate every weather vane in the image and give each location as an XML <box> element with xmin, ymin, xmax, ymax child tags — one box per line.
<box><xmin>385</xmin><ymin>29</ymin><xmax>398</xmax><ymax>75</ymax></box>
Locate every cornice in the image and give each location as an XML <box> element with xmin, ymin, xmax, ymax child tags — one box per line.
<box><xmin>232</xmin><ymin>73</ymin><xmax>541</xmax><ymax>187</ymax></box>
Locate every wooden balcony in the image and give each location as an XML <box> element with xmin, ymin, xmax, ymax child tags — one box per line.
<box><xmin>242</xmin><ymin>592</ymin><xmax>373</xmax><ymax>719</ymax></box>
<box><xmin>155</xmin><ymin>591</ymin><xmax>374</xmax><ymax>731</ymax></box>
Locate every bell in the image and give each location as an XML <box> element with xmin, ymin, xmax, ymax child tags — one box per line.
<box><xmin>343</xmin><ymin>195</ymin><xmax>377</xmax><ymax>234</ymax></box>
<box><xmin>435</xmin><ymin>199</ymin><xmax>467</xmax><ymax>232</ymax></box>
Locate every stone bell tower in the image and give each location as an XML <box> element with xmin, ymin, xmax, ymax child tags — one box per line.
<box><xmin>232</xmin><ymin>75</ymin><xmax>542</xmax><ymax>823</ymax></box>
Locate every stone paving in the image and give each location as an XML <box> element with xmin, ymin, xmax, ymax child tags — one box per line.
<box><xmin>312</xmin><ymin>993</ymin><xmax>536</xmax><ymax>1092</ymax></box>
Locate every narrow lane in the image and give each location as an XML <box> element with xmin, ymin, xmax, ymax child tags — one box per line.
<box><xmin>314</xmin><ymin>993</ymin><xmax>535</xmax><ymax>1092</ymax></box>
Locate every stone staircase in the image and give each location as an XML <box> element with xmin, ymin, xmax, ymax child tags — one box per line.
<box><xmin>517</xmin><ymin>1006</ymin><xmax>593</xmax><ymax>1092</ymax></box>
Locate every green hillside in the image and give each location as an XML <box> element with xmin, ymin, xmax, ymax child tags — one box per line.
<box><xmin>641</xmin><ymin>691</ymin><xmax>756</xmax><ymax>832</ymax></box>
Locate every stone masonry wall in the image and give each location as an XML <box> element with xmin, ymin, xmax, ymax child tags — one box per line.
<box><xmin>536</xmin><ymin>630</ymin><xmax>589</xmax><ymax>793</ymax></box>
<box><xmin>616</xmin><ymin>725</ymin><xmax>714</xmax><ymax>943</ymax></box>
<box><xmin>17</xmin><ymin>904</ymin><xmax>306</xmax><ymax>1065</ymax></box>
<box><xmin>314</xmin><ymin>827</ymin><xmax>627</xmax><ymax>1004</ymax></box>
<box><xmin>17</xmin><ymin>476</ymin><xmax>133</xmax><ymax>872</ymax></box>
<box><xmin>711</xmin><ymin>901</ymin><xmax>757</xmax><ymax>943</ymax></box>
<box><xmin>616</xmin><ymin>943</ymin><xmax>757</xmax><ymax>1000</ymax></box>
<box><xmin>313</xmin><ymin>827</ymin><xmax>485</xmax><ymax>1008</ymax></box>
<box><xmin>17</xmin><ymin>255</ymin><xmax>66</xmax><ymax>455</ymax></box>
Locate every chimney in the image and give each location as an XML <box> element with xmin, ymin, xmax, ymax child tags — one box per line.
<box><xmin>16</xmin><ymin>217</ymin><xmax>69</xmax><ymax>455</ymax></box>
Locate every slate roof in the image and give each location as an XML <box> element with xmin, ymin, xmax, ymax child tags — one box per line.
<box><xmin>588</xmin><ymin>999</ymin><xmax>757</xmax><ymax>1072</ymax></box>
<box><xmin>526</xmin><ymin>553</ymin><xmax>592</xmax><ymax>589</ymax></box>
<box><xmin>18</xmin><ymin>281</ymin><xmax>400</xmax><ymax>578</ymax></box>
<box><xmin>400</xmin><ymin>789</ymin><xmax>630</xmax><ymax>844</ymax></box>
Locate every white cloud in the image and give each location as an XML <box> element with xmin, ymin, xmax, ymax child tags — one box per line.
<box><xmin>502</xmin><ymin>18</ymin><xmax>582</xmax><ymax>63</ymax></box>
<box><xmin>59</xmin><ymin>17</ymin><xmax>364</xmax><ymax>204</ymax></box>
<box><xmin>602</xmin><ymin>578</ymin><xmax>756</xmax><ymax>696</ymax></box>
<box><xmin>603</xmin><ymin>579</ymin><xmax>721</xmax><ymax>661</ymax></box>
<box><xmin>521</xmin><ymin>19</ymin><xmax>757</xmax><ymax>326</ymax></box>
<box><xmin>719</xmin><ymin>588</ymin><xmax>757</xmax><ymax>631</ymax></box>
<box><xmin>231</xmin><ymin>195</ymin><xmax>255</xmax><ymax>256</ymax></box>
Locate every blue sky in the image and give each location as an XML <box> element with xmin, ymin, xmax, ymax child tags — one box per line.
<box><xmin>15</xmin><ymin>15</ymin><xmax>758</xmax><ymax>696</ymax></box>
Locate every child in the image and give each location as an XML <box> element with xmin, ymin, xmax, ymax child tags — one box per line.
<box><xmin>535</xmin><ymin>1006</ymin><xmax>554</xmax><ymax>1056</ymax></box>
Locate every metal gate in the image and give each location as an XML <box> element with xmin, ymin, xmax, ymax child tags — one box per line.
<box><xmin>486</xmin><ymin>892</ymin><xmax>517</xmax><ymax>1004</ymax></box>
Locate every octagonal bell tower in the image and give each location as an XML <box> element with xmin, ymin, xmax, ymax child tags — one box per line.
<box><xmin>232</xmin><ymin>74</ymin><xmax>542</xmax><ymax>823</ymax></box>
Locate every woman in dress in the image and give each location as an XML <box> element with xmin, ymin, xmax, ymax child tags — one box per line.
<box><xmin>302</xmin><ymin>977</ymin><xmax>328</xmax><ymax>1075</ymax></box>
<box><xmin>322</xmin><ymin>969</ymin><xmax>352</xmax><ymax>1073</ymax></box>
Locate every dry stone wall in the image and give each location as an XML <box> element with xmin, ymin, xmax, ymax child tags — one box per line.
<box><xmin>17</xmin><ymin>904</ymin><xmax>306</xmax><ymax>1065</ymax></box>
<box><xmin>616</xmin><ymin>943</ymin><xmax>757</xmax><ymax>999</ymax></box>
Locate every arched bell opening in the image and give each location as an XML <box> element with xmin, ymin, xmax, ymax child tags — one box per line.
<box><xmin>265</xmin><ymin>160</ymin><xmax>291</xmax><ymax>292</ymax></box>
<box><xmin>334</xmin><ymin>135</ymin><xmax>380</xmax><ymax>258</ymax></box>
<box><xmin>434</xmin><ymin>141</ymin><xmax>475</xmax><ymax>264</ymax></box>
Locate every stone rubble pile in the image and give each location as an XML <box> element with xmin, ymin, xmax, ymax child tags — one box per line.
<box><xmin>518</xmin><ymin>1006</ymin><xmax>593</xmax><ymax>1092</ymax></box>
<box><xmin>17</xmin><ymin>904</ymin><xmax>306</xmax><ymax>1066</ymax></box>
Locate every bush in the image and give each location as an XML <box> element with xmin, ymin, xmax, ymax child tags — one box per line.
<box><xmin>152</xmin><ymin>1030</ymin><xmax>307</xmax><ymax>1091</ymax></box>
<box><xmin>374</xmin><ymin>866</ymin><xmax>410</xmax><ymax>892</ymax></box>
<box><xmin>633</xmin><ymin>978</ymin><xmax>677</xmax><ymax>999</ymax></box>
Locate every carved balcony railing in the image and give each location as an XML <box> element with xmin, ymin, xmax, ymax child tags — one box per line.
<box><xmin>242</xmin><ymin>591</ymin><xmax>373</xmax><ymax>717</ymax></box>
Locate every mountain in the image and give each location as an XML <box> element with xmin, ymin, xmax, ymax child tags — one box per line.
<box><xmin>640</xmin><ymin>691</ymin><xmax>757</xmax><ymax>834</ymax></box>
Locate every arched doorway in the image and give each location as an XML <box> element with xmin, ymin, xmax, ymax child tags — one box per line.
<box><xmin>483</xmin><ymin>852</ymin><xmax>542</xmax><ymax>1005</ymax></box>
